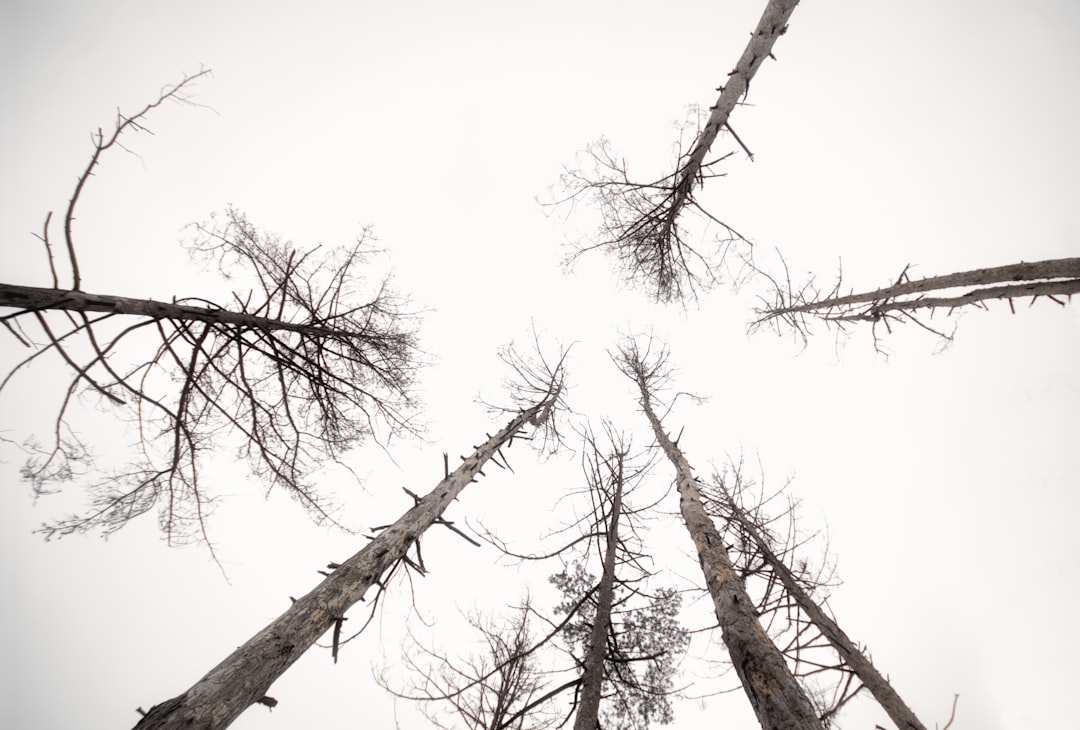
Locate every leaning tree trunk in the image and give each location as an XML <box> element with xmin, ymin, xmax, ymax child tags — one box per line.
<box><xmin>629</xmin><ymin>374</ymin><xmax>821</xmax><ymax>729</ymax></box>
<box><xmin>719</xmin><ymin>486</ymin><xmax>927</xmax><ymax>730</ymax></box>
<box><xmin>134</xmin><ymin>399</ymin><xmax>555</xmax><ymax>730</ymax></box>
<box><xmin>573</xmin><ymin>467</ymin><xmax>624</xmax><ymax>730</ymax></box>
<box><xmin>666</xmin><ymin>0</ymin><xmax>800</xmax><ymax>222</ymax></box>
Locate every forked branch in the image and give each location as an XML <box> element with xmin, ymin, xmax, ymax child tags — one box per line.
<box><xmin>1</xmin><ymin>74</ymin><xmax>419</xmax><ymax>546</ymax></box>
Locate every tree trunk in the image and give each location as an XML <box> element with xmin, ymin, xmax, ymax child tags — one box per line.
<box><xmin>628</xmin><ymin>372</ymin><xmax>821</xmax><ymax>729</ymax></box>
<box><xmin>667</xmin><ymin>0</ymin><xmax>800</xmax><ymax>219</ymax></box>
<box><xmin>767</xmin><ymin>257</ymin><xmax>1080</xmax><ymax>319</ymax></box>
<box><xmin>0</xmin><ymin>282</ymin><xmax>358</xmax><ymax>339</ymax></box>
<box><xmin>573</xmin><ymin>465</ymin><xmax>624</xmax><ymax>730</ymax></box>
<box><xmin>831</xmin><ymin>279</ymin><xmax>1080</xmax><ymax>320</ymax></box>
<box><xmin>719</xmin><ymin>486</ymin><xmax>927</xmax><ymax>730</ymax></box>
<box><xmin>133</xmin><ymin>401</ymin><xmax>552</xmax><ymax>730</ymax></box>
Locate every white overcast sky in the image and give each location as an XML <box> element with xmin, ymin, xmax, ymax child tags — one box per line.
<box><xmin>2</xmin><ymin>1</ymin><xmax>1079</xmax><ymax>729</ymax></box>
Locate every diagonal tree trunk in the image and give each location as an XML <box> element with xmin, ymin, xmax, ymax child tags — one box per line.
<box><xmin>572</xmin><ymin>456</ymin><xmax>624</xmax><ymax>730</ymax></box>
<box><xmin>717</xmin><ymin>483</ymin><xmax>927</xmax><ymax>730</ymax></box>
<box><xmin>618</xmin><ymin>343</ymin><xmax>822</xmax><ymax>730</ymax></box>
<box><xmin>666</xmin><ymin>0</ymin><xmax>800</xmax><ymax>225</ymax></box>
<box><xmin>754</xmin><ymin>257</ymin><xmax>1080</xmax><ymax>334</ymax></box>
<box><xmin>133</xmin><ymin>396</ymin><xmax>557</xmax><ymax>730</ymax></box>
<box><xmin>558</xmin><ymin>0</ymin><xmax>801</xmax><ymax>303</ymax></box>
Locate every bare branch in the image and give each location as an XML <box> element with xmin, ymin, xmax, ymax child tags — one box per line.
<box><xmin>60</xmin><ymin>69</ymin><xmax>212</xmax><ymax>291</ymax></box>
<box><xmin>1</xmin><ymin>78</ymin><xmax>420</xmax><ymax>545</ymax></box>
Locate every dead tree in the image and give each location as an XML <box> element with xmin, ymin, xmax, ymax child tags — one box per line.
<box><xmin>558</xmin><ymin>0</ymin><xmax>800</xmax><ymax>302</ymax></box>
<box><xmin>479</xmin><ymin>425</ymin><xmax>688</xmax><ymax>729</ymax></box>
<box><xmin>132</xmin><ymin>362</ymin><xmax>566</xmax><ymax>730</ymax></box>
<box><xmin>703</xmin><ymin>467</ymin><xmax>928</xmax><ymax>730</ymax></box>
<box><xmin>615</xmin><ymin>337</ymin><xmax>822</xmax><ymax>730</ymax></box>
<box><xmin>550</xmin><ymin>427</ymin><xmax>686</xmax><ymax>729</ymax></box>
<box><xmin>571</xmin><ymin>436</ymin><xmax>624</xmax><ymax>730</ymax></box>
<box><xmin>751</xmin><ymin>256</ymin><xmax>1080</xmax><ymax>348</ymax></box>
<box><xmin>0</xmin><ymin>72</ymin><xmax>419</xmax><ymax>546</ymax></box>
<box><xmin>385</xmin><ymin>602</ymin><xmax>559</xmax><ymax>730</ymax></box>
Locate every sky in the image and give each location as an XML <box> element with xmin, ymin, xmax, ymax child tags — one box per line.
<box><xmin>2</xmin><ymin>0</ymin><xmax>1079</xmax><ymax>728</ymax></box>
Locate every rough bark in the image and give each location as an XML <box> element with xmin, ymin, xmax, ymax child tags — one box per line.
<box><xmin>830</xmin><ymin>279</ymin><xmax>1080</xmax><ymax>320</ymax></box>
<box><xmin>720</xmin><ymin>487</ymin><xmax>927</xmax><ymax>730</ymax></box>
<box><xmin>667</xmin><ymin>0</ymin><xmax>800</xmax><ymax>223</ymax></box>
<box><xmin>0</xmin><ymin>283</ymin><xmax>359</xmax><ymax>339</ymax></box>
<box><xmin>133</xmin><ymin>400</ymin><xmax>553</xmax><ymax>730</ymax></box>
<box><xmin>625</xmin><ymin>365</ymin><xmax>821</xmax><ymax>730</ymax></box>
<box><xmin>572</xmin><ymin>467</ymin><xmax>623</xmax><ymax>730</ymax></box>
<box><xmin>759</xmin><ymin>257</ymin><xmax>1080</xmax><ymax>323</ymax></box>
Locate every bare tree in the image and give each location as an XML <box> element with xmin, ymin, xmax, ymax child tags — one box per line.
<box><xmin>132</xmin><ymin>358</ymin><xmax>567</xmax><ymax>730</ymax></box>
<box><xmin>615</xmin><ymin>337</ymin><xmax>823</xmax><ymax>730</ymax></box>
<box><xmin>751</xmin><ymin>256</ymin><xmax>1080</xmax><ymax>348</ymax></box>
<box><xmin>557</xmin><ymin>0</ymin><xmax>800</xmax><ymax>302</ymax></box>
<box><xmin>553</xmin><ymin>427</ymin><xmax>687</xmax><ymax>730</ymax></box>
<box><xmin>475</xmin><ymin>425</ymin><xmax>688</xmax><ymax>730</ymax></box>
<box><xmin>0</xmin><ymin>72</ymin><xmax>419</xmax><ymax>546</ymax></box>
<box><xmin>387</xmin><ymin>602</ymin><xmax>559</xmax><ymax>730</ymax></box>
<box><xmin>700</xmin><ymin>462</ymin><xmax>927</xmax><ymax>729</ymax></box>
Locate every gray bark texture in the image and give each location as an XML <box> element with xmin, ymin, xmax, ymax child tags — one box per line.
<box><xmin>720</xmin><ymin>487</ymin><xmax>927</xmax><ymax>730</ymax></box>
<box><xmin>572</xmin><ymin>468</ymin><xmax>623</xmax><ymax>730</ymax></box>
<box><xmin>628</xmin><ymin>368</ymin><xmax>822</xmax><ymax>730</ymax></box>
<box><xmin>0</xmin><ymin>283</ymin><xmax>357</xmax><ymax>339</ymax></box>
<box><xmin>768</xmin><ymin>257</ymin><xmax>1080</xmax><ymax>320</ymax></box>
<box><xmin>132</xmin><ymin>401</ymin><xmax>552</xmax><ymax>730</ymax></box>
<box><xmin>667</xmin><ymin>0</ymin><xmax>800</xmax><ymax>220</ymax></box>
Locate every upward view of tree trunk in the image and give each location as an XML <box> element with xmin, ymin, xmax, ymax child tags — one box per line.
<box><xmin>616</xmin><ymin>339</ymin><xmax>823</xmax><ymax>730</ymax></box>
<box><xmin>713</xmin><ymin>479</ymin><xmax>928</xmax><ymax>730</ymax></box>
<box><xmin>134</xmin><ymin>390</ymin><xmax>562</xmax><ymax>730</ymax></box>
<box><xmin>572</xmin><ymin>443</ymin><xmax>624</xmax><ymax>730</ymax></box>
<box><xmin>560</xmin><ymin>0</ymin><xmax>800</xmax><ymax>302</ymax></box>
<box><xmin>9</xmin><ymin>3</ymin><xmax>1015</xmax><ymax>726</ymax></box>
<box><xmin>752</xmin><ymin>256</ymin><xmax>1080</xmax><ymax>346</ymax></box>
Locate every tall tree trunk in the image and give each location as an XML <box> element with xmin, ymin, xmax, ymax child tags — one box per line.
<box><xmin>133</xmin><ymin>400</ymin><xmax>554</xmax><ymax>730</ymax></box>
<box><xmin>573</xmin><ymin>464</ymin><xmax>624</xmax><ymax>730</ymax></box>
<box><xmin>719</xmin><ymin>485</ymin><xmax>927</xmax><ymax>730</ymax></box>
<box><xmin>625</xmin><ymin>366</ymin><xmax>821</xmax><ymax>729</ymax></box>
<box><xmin>667</xmin><ymin>0</ymin><xmax>800</xmax><ymax>221</ymax></box>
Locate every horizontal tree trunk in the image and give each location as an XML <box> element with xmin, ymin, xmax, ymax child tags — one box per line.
<box><xmin>133</xmin><ymin>403</ymin><xmax>547</xmax><ymax>730</ymax></box>
<box><xmin>779</xmin><ymin>258</ymin><xmax>1080</xmax><ymax>315</ymax></box>
<box><xmin>832</xmin><ymin>279</ymin><xmax>1080</xmax><ymax>321</ymax></box>
<box><xmin>0</xmin><ymin>283</ymin><xmax>356</xmax><ymax>339</ymax></box>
